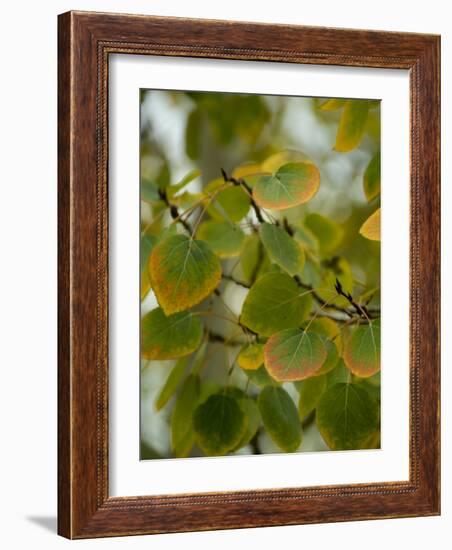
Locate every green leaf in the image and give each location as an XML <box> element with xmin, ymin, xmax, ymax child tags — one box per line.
<box><xmin>237</xmin><ymin>343</ymin><xmax>264</xmax><ymax>371</ymax></box>
<box><xmin>253</xmin><ymin>162</ymin><xmax>320</xmax><ymax>210</ymax></box>
<box><xmin>360</xmin><ymin>208</ymin><xmax>380</xmax><ymax>241</ymax></box>
<box><xmin>240</xmin><ymin>272</ymin><xmax>312</xmax><ymax>336</ymax></box>
<box><xmin>141</xmin><ymin>178</ymin><xmax>161</xmax><ymax>202</ymax></box>
<box><xmin>197</xmin><ymin>220</ymin><xmax>245</xmax><ymax>258</ymax></box>
<box><xmin>245</xmin><ymin>365</ymin><xmax>279</xmax><ymax>388</ymax></box>
<box><xmin>296</xmin><ymin>374</ymin><xmax>327</xmax><ymax>419</ymax></box>
<box><xmin>141</xmin><ymin>307</ymin><xmax>203</xmax><ymax>360</ymax></box>
<box><xmin>264</xmin><ymin>328</ymin><xmax>327</xmax><ymax>382</ymax></box>
<box><xmin>293</xmin><ymin>224</ymin><xmax>319</xmax><ymax>253</ymax></box>
<box><xmin>156</xmin><ymin>159</ymin><xmax>171</xmax><ymax>189</ymax></box>
<box><xmin>343</xmin><ymin>320</ymin><xmax>381</xmax><ymax>377</ymax></box>
<box><xmin>304</xmin><ymin>213</ymin><xmax>343</xmax><ymax>254</ymax></box>
<box><xmin>335</xmin><ymin>100</ymin><xmax>370</xmax><ymax>152</ymax></box>
<box><xmin>167</xmin><ymin>169</ymin><xmax>201</xmax><ymax>199</ymax></box>
<box><xmin>149</xmin><ymin>234</ymin><xmax>222</xmax><ymax>314</ymax></box>
<box><xmin>171</xmin><ymin>374</ymin><xmax>201</xmax><ymax>457</ymax></box>
<box><xmin>205</xmin><ymin>179</ymin><xmax>250</xmax><ymax>222</ymax></box>
<box><xmin>326</xmin><ymin>359</ymin><xmax>350</xmax><ymax>386</ymax></box>
<box><xmin>363</xmin><ymin>153</ymin><xmax>381</xmax><ymax>201</ymax></box>
<box><xmin>259</xmin><ymin>223</ymin><xmax>305</xmax><ymax>276</ymax></box>
<box><xmin>319</xmin><ymin>98</ymin><xmax>347</xmax><ymax>111</ymax></box>
<box><xmin>140</xmin><ymin>234</ymin><xmax>157</xmax><ymax>299</ymax></box>
<box><xmin>234</xmin><ymin>396</ymin><xmax>261</xmax><ymax>450</ymax></box>
<box><xmin>307</xmin><ymin>318</ymin><xmax>341</xmax><ymax>375</ymax></box>
<box><xmin>155</xmin><ymin>358</ymin><xmax>188</xmax><ymax>410</ymax></box>
<box><xmin>193</xmin><ymin>393</ymin><xmax>247</xmax><ymax>456</ymax></box>
<box><xmin>240</xmin><ymin>234</ymin><xmax>263</xmax><ymax>284</ymax></box>
<box><xmin>316</xmin><ymin>382</ymin><xmax>379</xmax><ymax>450</ymax></box>
<box><xmin>258</xmin><ymin>386</ymin><xmax>302</xmax><ymax>452</ymax></box>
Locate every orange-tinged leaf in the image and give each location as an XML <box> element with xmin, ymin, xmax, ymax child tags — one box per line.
<box><xmin>343</xmin><ymin>320</ymin><xmax>381</xmax><ymax>378</ymax></box>
<box><xmin>360</xmin><ymin>208</ymin><xmax>380</xmax><ymax>241</ymax></box>
<box><xmin>253</xmin><ymin>162</ymin><xmax>320</xmax><ymax>210</ymax></box>
<box><xmin>149</xmin><ymin>234</ymin><xmax>221</xmax><ymax>315</ymax></box>
<box><xmin>264</xmin><ymin>328</ymin><xmax>327</xmax><ymax>382</ymax></box>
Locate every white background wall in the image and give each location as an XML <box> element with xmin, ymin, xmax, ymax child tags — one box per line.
<box><xmin>0</xmin><ymin>1</ymin><xmax>449</xmax><ymax>548</ymax></box>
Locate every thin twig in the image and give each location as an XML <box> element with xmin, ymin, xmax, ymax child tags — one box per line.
<box><xmin>158</xmin><ymin>189</ymin><xmax>193</xmax><ymax>234</ymax></box>
<box><xmin>221</xmin><ymin>168</ymin><xmax>266</xmax><ymax>224</ymax></box>
<box><xmin>334</xmin><ymin>278</ymin><xmax>372</xmax><ymax>319</ymax></box>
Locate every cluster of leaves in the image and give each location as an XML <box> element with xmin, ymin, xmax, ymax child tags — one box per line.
<box><xmin>141</xmin><ymin>95</ymin><xmax>381</xmax><ymax>458</ymax></box>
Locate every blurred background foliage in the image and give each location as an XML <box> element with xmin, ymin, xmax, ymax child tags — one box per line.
<box><xmin>140</xmin><ymin>89</ymin><xmax>380</xmax><ymax>459</ymax></box>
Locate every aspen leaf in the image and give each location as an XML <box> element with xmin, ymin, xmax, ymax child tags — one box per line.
<box><xmin>343</xmin><ymin>319</ymin><xmax>381</xmax><ymax>377</ymax></box>
<box><xmin>264</xmin><ymin>328</ymin><xmax>327</xmax><ymax>382</ymax></box>
<box><xmin>155</xmin><ymin>358</ymin><xmax>187</xmax><ymax>411</ymax></box>
<box><xmin>296</xmin><ymin>374</ymin><xmax>327</xmax><ymax>419</ymax></box>
<box><xmin>335</xmin><ymin>100</ymin><xmax>370</xmax><ymax>152</ymax></box>
<box><xmin>204</xmin><ymin>179</ymin><xmax>250</xmax><ymax>222</ymax></box>
<box><xmin>240</xmin><ymin>272</ymin><xmax>312</xmax><ymax>336</ymax></box>
<box><xmin>304</xmin><ymin>213</ymin><xmax>343</xmax><ymax>253</ymax></box>
<box><xmin>193</xmin><ymin>394</ymin><xmax>247</xmax><ymax>456</ymax></box>
<box><xmin>360</xmin><ymin>208</ymin><xmax>381</xmax><ymax>241</ymax></box>
<box><xmin>317</xmin><ymin>382</ymin><xmax>379</xmax><ymax>450</ymax></box>
<box><xmin>197</xmin><ymin>220</ymin><xmax>245</xmax><ymax>258</ymax></box>
<box><xmin>149</xmin><ymin>234</ymin><xmax>221</xmax><ymax>314</ymax></box>
<box><xmin>307</xmin><ymin>318</ymin><xmax>342</xmax><ymax>375</ymax></box>
<box><xmin>140</xmin><ymin>234</ymin><xmax>157</xmax><ymax>299</ymax></box>
<box><xmin>259</xmin><ymin>223</ymin><xmax>305</xmax><ymax>276</ymax></box>
<box><xmin>319</xmin><ymin>98</ymin><xmax>347</xmax><ymax>111</ymax></box>
<box><xmin>234</xmin><ymin>397</ymin><xmax>261</xmax><ymax>450</ymax></box>
<box><xmin>141</xmin><ymin>178</ymin><xmax>161</xmax><ymax>202</ymax></box>
<box><xmin>171</xmin><ymin>374</ymin><xmax>200</xmax><ymax>457</ymax></box>
<box><xmin>245</xmin><ymin>365</ymin><xmax>280</xmax><ymax>388</ymax></box>
<box><xmin>253</xmin><ymin>162</ymin><xmax>320</xmax><ymax>210</ymax></box>
<box><xmin>363</xmin><ymin>153</ymin><xmax>381</xmax><ymax>202</ymax></box>
<box><xmin>261</xmin><ymin>150</ymin><xmax>311</xmax><ymax>173</ymax></box>
<box><xmin>258</xmin><ymin>386</ymin><xmax>302</xmax><ymax>452</ymax></box>
<box><xmin>141</xmin><ymin>308</ymin><xmax>203</xmax><ymax>360</ymax></box>
<box><xmin>237</xmin><ymin>343</ymin><xmax>265</xmax><ymax>371</ymax></box>
<box><xmin>167</xmin><ymin>169</ymin><xmax>201</xmax><ymax>198</ymax></box>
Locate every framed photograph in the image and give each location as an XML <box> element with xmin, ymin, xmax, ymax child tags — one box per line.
<box><xmin>58</xmin><ymin>11</ymin><xmax>440</xmax><ymax>538</ymax></box>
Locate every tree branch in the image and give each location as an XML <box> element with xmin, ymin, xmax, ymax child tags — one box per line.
<box><xmin>158</xmin><ymin>188</ymin><xmax>193</xmax><ymax>234</ymax></box>
<box><xmin>221</xmin><ymin>168</ymin><xmax>265</xmax><ymax>224</ymax></box>
<box><xmin>222</xmin><ymin>274</ymin><xmax>250</xmax><ymax>289</ymax></box>
<box><xmin>208</xmin><ymin>331</ymin><xmax>245</xmax><ymax>346</ymax></box>
<box><xmin>334</xmin><ymin>278</ymin><xmax>373</xmax><ymax>319</ymax></box>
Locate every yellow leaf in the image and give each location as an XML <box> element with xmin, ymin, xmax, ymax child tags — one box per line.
<box><xmin>359</xmin><ymin>209</ymin><xmax>380</xmax><ymax>241</ymax></box>
<box><xmin>319</xmin><ymin>98</ymin><xmax>346</xmax><ymax>111</ymax></box>
<box><xmin>335</xmin><ymin>100</ymin><xmax>370</xmax><ymax>153</ymax></box>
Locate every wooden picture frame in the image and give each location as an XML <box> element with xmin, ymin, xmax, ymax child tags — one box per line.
<box><xmin>58</xmin><ymin>10</ymin><xmax>440</xmax><ymax>539</ymax></box>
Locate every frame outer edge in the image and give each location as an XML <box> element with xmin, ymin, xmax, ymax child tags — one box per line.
<box><xmin>57</xmin><ymin>11</ymin><xmax>73</xmax><ymax>539</ymax></box>
<box><xmin>57</xmin><ymin>10</ymin><xmax>441</xmax><ymax>538</ymax></box>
